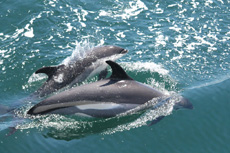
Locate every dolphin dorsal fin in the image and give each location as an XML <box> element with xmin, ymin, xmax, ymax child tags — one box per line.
<box><xmin>106</xmin><ymin>60</ymin><xmax>133</xmax><ymax>80</ymax></box>
<box><xmin>35</xmin><ymin>65</ymin><xmax>63</xmax><ymax>77</ymax></box>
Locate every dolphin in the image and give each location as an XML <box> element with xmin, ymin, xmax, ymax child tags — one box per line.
<box><xmin>28</xmin><ymin>60</ymin><xmax>193</xmax><ymax>120</ymax></box>
<box><xmin>33</xmin><ymin>45</ymin><xmax>128</xmax><ymax>97</ymax></box>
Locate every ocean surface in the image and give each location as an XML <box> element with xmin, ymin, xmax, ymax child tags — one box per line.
<box><xmin>1</xmin><ymin>0</ymin><xmax>230</xmax><ymax>152</ymax></box>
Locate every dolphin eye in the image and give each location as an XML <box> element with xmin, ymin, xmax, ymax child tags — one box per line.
<box><xmin>120</xmin><ymin>49</ymin><xmax>128</xmax><ymax>54</ymax></box>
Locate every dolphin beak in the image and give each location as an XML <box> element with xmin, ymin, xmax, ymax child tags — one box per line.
<box><xmin>174</xmin><ymin>97</ymin><xmax>193</xmax><ymax>110</ymax></box>
<box><xmin>121</xmin><ymin>49</ymin><xmax>128</xmax><ymax>54</ymax></box>
<box><xmin>180</xmin><ymin>97</ymin><xmax>193</xmax><ymax>109</ymax></box>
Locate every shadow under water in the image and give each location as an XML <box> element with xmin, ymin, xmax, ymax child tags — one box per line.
<box><xmin>42</xmin><ymin>113</ymin><xmax>143</xmax><ymax>141</ymax></box>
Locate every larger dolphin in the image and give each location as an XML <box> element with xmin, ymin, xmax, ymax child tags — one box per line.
<box><xmin>33</xmin><ymin>46</ymin><xmax>128</xmax><ymax>97</ymax></box>
<box><xmin>28</xmin><ymin>60</ymin><xmax>193</xmax><ymax>119</ymax></box>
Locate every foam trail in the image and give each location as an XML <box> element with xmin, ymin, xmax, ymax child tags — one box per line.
<box><xmin>103</xmin><ymin>96</ymin><xmax>176</xmax><ymax>134</ymax></box>
<box><xmin>121</xmin><ymin>62</ymin><xmax>169</xmax><ymax>75</ymax></box>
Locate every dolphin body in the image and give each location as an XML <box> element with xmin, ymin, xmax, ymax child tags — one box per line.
<box><xmin>28</xmin><ymin>61</ymin><xmax>193</xmax><ymax>120</ymax></box>
<box><xmin>33</xmin><ymin>46</ymin><xmax>128</xmax><ymax>97</ymax></box>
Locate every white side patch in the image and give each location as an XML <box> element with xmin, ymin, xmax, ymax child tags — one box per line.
<box><xmin>86</xmin><ymin>63</ymin><xmax>107</xmax><ymax>79</ymax></box>
<box><xmin>76</xmin><ymin>103</ymin><xmax>121</xmax><ymax>110</ymax></box>
<box><xmin>54</xmin><ymin>73</ymin><xmax>64</xmax><ymax>83</ymax></box>
<box><xmin>86</xmin><ymin>54</ymin><xmax>124</xmax><ymax>79</ymax></box>
<box><xmin>75</xmin><ymin>113</ymin><xmax>93</xmax><ymax>117</ymax></box>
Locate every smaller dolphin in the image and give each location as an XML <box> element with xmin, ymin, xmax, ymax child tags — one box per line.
<box><xmin>28</xmin><ymin>61</ymin><xmax>193</xmax><ymax>121</ymax></box>
<box><xmin>33</xmin><ymin>46</ymin><xmax>128</xmax><ymax>97</ymax></box>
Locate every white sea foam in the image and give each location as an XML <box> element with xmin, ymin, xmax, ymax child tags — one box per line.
<box><xmin>3</xmin><ymin>12</ymin><xmax>42</xmax><ymax>40</ymax></box>
<box><xmin>28</xmin><ymin>73</ymin><xmax>47</xmax><ymax>83</ymax></box>
<box><xmin>72</xmin><ymin>8</ymin><xmax>88</xmax><ymax>27</ymax></box>
<box><xmin>65</xmin><ymin>23</ymin><xmax>73</xmax><ymax>32</ymax></box>
<box><xmin>103</xmin><ymin>96</ymin><xmax>176</xmax><ymax>134</ymax></box>
<box><xmin>24</xmin><ymin>27</ymin><xmax>34</xmax><ymax>38</ymax></box>
<box><xmin>155</xmin><ymin>32</ymin><xmax>168</xmax><ymax>47</ymax></box>
<box><xmin>99</xmin><ymin>0</ymin><xmax>148</xmax><ymax>19</ymax></box>
<box><xmin>117</xmin><ymin>0</ymin><xmax>148</xmax><ymax>19</ymax></box>
<box><xmin>169</xmin><ymin>25</ymin><xmax>182</xmax><ymax>33</ymax></box>
<box><xmin>122</xmin><ymin>61</ymin><xmax>169</xmax><ymax>75</ymax></box>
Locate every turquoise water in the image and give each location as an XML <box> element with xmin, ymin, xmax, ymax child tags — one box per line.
<box><xmin>1</xmin><ymin>0</ymin><xmax>230</xmax><ymax>152</ymax></box>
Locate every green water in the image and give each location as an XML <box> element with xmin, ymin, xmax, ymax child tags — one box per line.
<box><xmin>1</xmin><ymin>0</ymin><xmax>230</xmax><ymax>152</ymax></box>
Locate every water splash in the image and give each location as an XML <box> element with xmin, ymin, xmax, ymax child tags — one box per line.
<box><xmin>103</xmin><ymin>95</ymin><xmax>177</xmax><ymax>134</ymax></box>
<box><xmin>122</xmin><ymin>61</ymin><xmax>169</xmax><ymax>75</ymax></box>
<box><xmin>27</xmin><ymin>39</ymin><xmax>104</xmax><ymax>85</ymax></box>
<box><xmin>61</xmin><ymin>40</ymin><xmax>104</xmax><ymax>66</ymax></box>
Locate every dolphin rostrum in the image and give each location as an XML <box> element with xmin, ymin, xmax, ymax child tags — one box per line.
<box><xmin>33</xmin><ymin>45</ymin><xmax>128</xmax><ymax>97</ymax></box>
<box><xmin>28</xmin><ymin>60</ymin><xmax>193</xmax><ymax>121</ymax></box>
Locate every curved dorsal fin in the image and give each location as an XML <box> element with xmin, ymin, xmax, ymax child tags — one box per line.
<box><xmin>35</xmin><ymin>65</ymin><xmax>64</xmax><ymax>78</ymax></box>
<box><xmin>106</xmin><ymin>60</ymin><xmax>133</xmax><ymax>80</ymax></box>
<box><xmin>35</xmin><ymin>66</ymin><xmax>58</xmax><ymax>77</ymax></box>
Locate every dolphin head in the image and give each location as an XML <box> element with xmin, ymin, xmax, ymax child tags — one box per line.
<box><xmin>90</xmin><ymin>45</ymin><xmax>128</xmax><ymax>60</ymax></box>
<box><xmin>173</xmin><ymin>97</ymin><xmax>193</xmax><ymax>110</ymax></box>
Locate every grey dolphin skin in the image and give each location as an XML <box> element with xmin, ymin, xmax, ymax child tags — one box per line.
<box><xmin>28</xmin><ymin>61</ymin><xmax>193</xmax><ymax>120</ymax></box>
<box><xmin>33</xmin><ymin>45</ymin><xmax>128</xmax><ymax>97</ymax></box>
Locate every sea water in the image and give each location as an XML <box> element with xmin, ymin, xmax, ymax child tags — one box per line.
<box><xmin>0</xmin><ymin>0</ymin><xmax>230</xmax><ymax>152</ymax></box>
